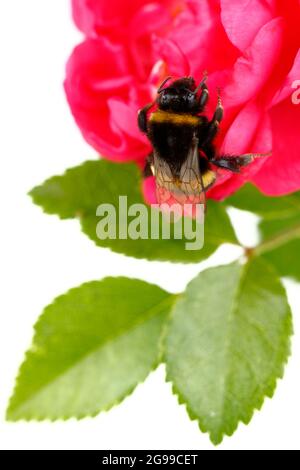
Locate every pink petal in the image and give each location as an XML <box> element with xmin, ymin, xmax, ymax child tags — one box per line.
<box><xmin>152</xmin><ymin>36</ymin><xmax>190</xmax><ymax>77</ymax></box>
<box><xmin>270</xmin><ymin>49</ymin><xmax>300</xmax><ymax>107</ymax></box>
<box><xmin>220</xmin><ymin>0</ymin><xmax>276</xmax><ymax>51</ymax></box>
<box><xmin>72</xmin><ymin>0</ymin><xmax>97</xmax><ymax>37</ymax></box>
<box><xmin>107</xmin><ymin>98</ymin><xmax>149</xmax><ymax>144</ymax></box>
<box><xmin>72</xmin><ymin>0</ymin><xmax>178</xmax><ymax>39</ymax></box>
<box><xmin>129</xmin><ymin>3</ymin><xmax>174</xmax><ymax>79</ymax></box>
<box><xmin>251</xmin><ymin>114</ymin><xmax>273</xmax><ymax>153</ymax></box>
<box><xmin>169</xmin><ymin>0</ymin><xmax>239</xmax><ymax>77</ymax></box>
<box><xmin>207</xmin><ymin>174</ymin><xmax>247</xmax><ymax>201</ymax></box>
<box><xmin>72</xmin><ymin>0</ymin><xmax>147</xmax><ymax>33</ymax></box>
<box><xmin>221</xmin><ymin>101</ymin><xmax>263</xmax><ymax>154</ymax></box>
<box><xmin>142</xmin><ymin>176</ymin><xmax>157</xmax><ymax>204</ymax></box>
<box><xmin>262</xmin><ymin>1</ymin><xmax>300</xmax><ymax>108</ymax></box>
<box><xmin>208</xmin><ymin>101</ymin><xmax>272</xmax><ymax>200</ymax></box>
<box><xmin>129</xmin><ymin>3</ymin><xmax>172</xmax><ymax>38</ymax></box>
<box><xmin>64</xmin><ymin>39</ymin><xmax>149</xmax><ymax>161</ymax></box>
<box><xmin>252</xmin><ymin>98</ymin><xmax>300</xmax><ymax>195</ymax></box>
<box><xmin>223</xmin><ymin>17</ymin><xmax>285</xmax><ymax>108</ymax></box>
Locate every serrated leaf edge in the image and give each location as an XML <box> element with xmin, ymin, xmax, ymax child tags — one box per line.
<box><xmin>164</xmin><ymin>348</ymin><xmax>291</xmax><ymax>446</ymax></box>
<box><xmin>163</xmin><ymin>262</ymin><xmax>293</xmax><ymax>445</ymax></box>
<box><xmin>7</xmin><ymin>277</ymin><xmax>176</xmax><ymax>421</ymax></box>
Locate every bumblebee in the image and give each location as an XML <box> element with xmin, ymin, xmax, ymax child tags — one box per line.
<box><xmin>138</xmin><ymin>75</ymin><xmax>270</xmax><ymax>208</ymax></box>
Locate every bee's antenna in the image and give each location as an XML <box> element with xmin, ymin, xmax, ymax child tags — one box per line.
<box><xmin>157</xmin><ymin>76</ymin><xmax>173</xmax><ymax>94</ymax></box>
<box><xmin>193</xmin><ymin>70</ymin><xmax>208</xmax><ymax>94</ymax></box>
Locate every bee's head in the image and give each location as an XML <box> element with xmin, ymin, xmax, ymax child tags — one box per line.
<box><xmin>157</xmin><ymin>77</ymin><xmax>201</xmax><ymax>114</ymax></box>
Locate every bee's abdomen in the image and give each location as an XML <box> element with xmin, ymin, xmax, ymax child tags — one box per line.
<box><xmin>148</xmin><ymin>111</ymin><xmax>202</xmax><ymax>172</ymax></box>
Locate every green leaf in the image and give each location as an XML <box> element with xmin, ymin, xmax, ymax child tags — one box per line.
<box><xmin>226</xmin><ymin>184</ymin><xmax>300</xmax><ymax>220</ymax></box>
<box><xmin>257</xmin><ymin>216</ymin><xmax>300</xmax><ymax>281</ymax></box>
<box><xmin>226</xmin><ymin>184</ymin><xmax>300</xmax><ymax>281</ymax></box>
<box><xmin>7</xmin><ymin>278</ymin><xmax>175</xmax><ymax>421</ymax></box>
<box><xmin>29</xmin><ymin>160</ymin><xmax>238</xmax><ymax>263</ymax></box>
<box><xmin>165</xmin><ymin>259</ymin><xmax>292</xmax><ymax>445</ymax></box>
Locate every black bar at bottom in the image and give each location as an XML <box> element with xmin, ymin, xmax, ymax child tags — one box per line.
<box><xmin>3</xmin><ymin>450</ymin><xmax>206</xmax><ymax>463</ymax></box>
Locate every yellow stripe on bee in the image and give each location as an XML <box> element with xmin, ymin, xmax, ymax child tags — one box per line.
<box><xmin>202</xmin><ymin>169</ymin><xmax>216</xmax><ymax>189</ymax></box>
<box><xmin>150</xmin><ymin>111</ymin><xmax>200</xmax><ymax>126</ymax></box>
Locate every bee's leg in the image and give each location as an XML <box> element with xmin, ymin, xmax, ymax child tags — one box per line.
<box><xmin>213</xmin><ymin>88</ymin><xmax>224</xmax><ymax>124</ymax></box>
<box><xmin>142</xmin><ymin>153</ymin><xmax>154</xmax><ymax>178</ymax></box>
<box><xmin>138</xmin><ymin>102</ymin><xmax>154</xmax><ymax>133</ymax></box>
<box><xmin>210</xmin><ymin>153</ymin><xmax>271</xmax><ymax>173</ymax></box>
<box><xmin>202</xmin><ymin>89</ymin><xmax>224</xmax><ymax>145</ymax></box>
<box><xmin>195</xmin><ymin>71</ymin><xmax>209</xmax><ymax>111</ymax></box>
<box><xmin>198</xmin><ymin>82</ymin><xmax>209</xmax><ymax>112</ymax></box>
<box><xmin>210</xmin><ymin>155</ymin><xmax>252</xmax><ymax>173</ymax></box>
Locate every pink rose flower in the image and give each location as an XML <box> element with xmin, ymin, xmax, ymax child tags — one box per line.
<box><xmin>65</xmin><ymin>0</ymin><xmax>300</xmax><ymax>200</ymax></box>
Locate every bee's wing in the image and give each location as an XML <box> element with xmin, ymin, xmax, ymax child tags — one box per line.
<box><xmin>153</xmin><ymin>135</ymin><xmax>207</xmax><ymax>208</ymax></box>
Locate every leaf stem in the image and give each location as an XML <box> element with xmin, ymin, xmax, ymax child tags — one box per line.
<box><xmin>248</xmin><ymin>223</ymin><xmax>300</xmax><ymax>258</ymax></box>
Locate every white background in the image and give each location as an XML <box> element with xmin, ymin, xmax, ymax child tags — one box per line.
<box><xmin>0</xmin><ymin>1</ymin><xmax>300</xmax><ymax>451</ymax></box>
